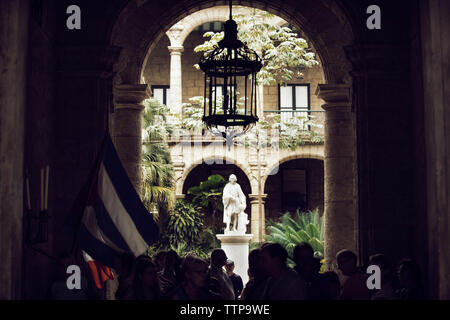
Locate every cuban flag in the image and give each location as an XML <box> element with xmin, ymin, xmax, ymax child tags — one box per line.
<box><xmin>78</xmin><ymin>134</ymin><xmax>160</xmax><ymax>288</ymax></box>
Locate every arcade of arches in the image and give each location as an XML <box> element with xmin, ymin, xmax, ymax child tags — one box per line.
<box><xmin>1</xmin><ymin>0</ymin><xmax>449</xmax><ymax>299</ymax></box>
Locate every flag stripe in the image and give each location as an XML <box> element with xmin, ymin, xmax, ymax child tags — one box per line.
<box><xmin>78</xmin><ymin>134</ymin><xmax>160</xmax><ymax>270</ymax></box>
<box><xmin>82</xmin><ymin>251</ymin><xmax>114</xmax><ymax>289</ymax></box>
<box><xmin>102</xmin><ymin>136</ymin><xmax>159</xmax><ymax>244</ymax></box>
<box><xmin>79</xmin><ymin>225</ymin><xmax>118</xmax><ymax>268</ymax></box>
<box><xmin>82</xmin><ymin>206</ymin><xmax>125</xmax><ymax>254</ymax></box>
<box><xmin>98</xmin><ymin>165</ymin><xmax>149</xmax><ymax>256</ymax></box>
<box><xmin>94</xmin><ymin>197</ymin><xmax>131</xmax><ymax>252</ymax></box>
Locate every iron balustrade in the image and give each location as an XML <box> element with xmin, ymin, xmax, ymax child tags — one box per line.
<box><xmin>263</xmin><ymin>109</ymin><xmax>325</xmax><ymax>134</ymax></box>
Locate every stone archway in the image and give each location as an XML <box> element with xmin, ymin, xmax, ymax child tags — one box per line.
<box><xmin>264</xmin><ymin>157</ymin><xmax>325</xmax><ymax>220</ymax></box>
<box><xmin>109</xmin><ymin>0</ymin><xmax>356</xmax><ymax>269</ymax></box>
<box><xmin>178</xmin><ymin>156</ymin><xmax>254</xmax><ymax>196</ymax></box>
<box><xmin>262</xmin><ymin>152</ymin><xmax>325</xmax><ymax>191</ymax></box>
<box><xmin>110</xmin><ymin>0</ymin><xmax>354</xmax><ymax>85</ymax></box>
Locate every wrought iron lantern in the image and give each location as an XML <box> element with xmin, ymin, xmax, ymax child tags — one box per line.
<box><xmin>199</xmin><ymin>0</ymin><xmax>262</xmax><ymax>145</ymax></box>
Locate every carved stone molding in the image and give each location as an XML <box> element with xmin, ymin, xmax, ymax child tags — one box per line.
<box><xmin>113</xmin><ymin>84</ymin><xmax>150</xmax><ymax>110</ymax></box>
<box><xmin>316</xmin><ymin>84</ymin><xmax>351</xmax><ymax>104</ymax></box>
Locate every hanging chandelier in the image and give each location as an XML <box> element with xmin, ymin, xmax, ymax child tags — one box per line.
<box><xmin>199</xmin><ymin>0</ymin><xmax>262</xmax><ymax>147</ymax></box>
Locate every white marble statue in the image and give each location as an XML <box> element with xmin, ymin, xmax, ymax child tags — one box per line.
<box><xmin>222</xmin><ymin>174</ymin><xmax>248</xmax><ymax>234</ymax></box>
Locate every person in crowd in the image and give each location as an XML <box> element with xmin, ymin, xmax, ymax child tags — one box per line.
<box><xmin>260</xmin><ymin>243</ymin><xmax>306</xmax><ymax>300</ymax></box>
<box><xmin>293</xmin><ymin>242</ymin><xmax>328</xmax><ymax>300</ymax></box>
<box><xmin>114</xmin><ymin>252</ymin><xmax>135</xmax><ymax>300</ymax></box>
<box><xmin>395</xmin><ymin>258</ymin><xmax>424</xmax><ymax>300</ymax></box>
<box><xmin>206</xmin><ymin>249</ymin><xmax>235</xmax><ymax>300</ymax></box>
<box><xmin>158</xmin><ymin>250</ymin><xmax>181</xmax><ymax>295</ymax></box>
<box><xmin>321</xmin><ymin>271</ymin><xmax>341</xmax><ymax>300</ymax></box>
<box><xmin>129</xmin><ymin>256</ymin><xmax>162</xmax><ymax>300</ymax></box>
<box><xmin>167</xmin><ymin>254</ymin><xmax>220</xmax><ymax>300</ymax></box>
<box><xmin>336</xmin><ymin>249</ymin><xmax>371</xmax><ymax>300</ymax></box>
<box><xmin>154</xmin><ymin>251</ymin><xmax>167</xmax><ymax>273</ymax></box>
<box><xmin>240</xmin><ymin>248</ymin><xmax>268</xmax><ymax>300</ymax></box>
<box><xmin>225</xmin><ymin>259</ymin><xmax>244</xmax><ymax>299</ymax></box>
<box><xmin>369</xmin><ymin>253</ymin><xmax>397</xmax><ymax>300</ymax></box>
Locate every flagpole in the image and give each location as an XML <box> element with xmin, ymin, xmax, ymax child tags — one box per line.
<box><xmin>69</xmin><ymin>132</ymin><xmax>109</xmax><ymax>255</ymax></box>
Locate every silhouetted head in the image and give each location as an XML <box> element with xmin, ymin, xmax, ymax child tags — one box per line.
<box><xmin>181</xmin><ymin>254</ymin><xmax>208</xmax><ymax>288</ymax></box>
<box><xmin>369</xmin><ymin>253</ymin><xmax>390</xmax><ymax>270</ymax></box>
<box><xmin>293</xmin><ymin>242</ymin><xmax>314</xmax><ymax>266</ymax></box>
<box><xmin>225</xmin><ymin>259</ymin><xmax>235</xmax><ymax>274</ymax></box>
<box><xmin>154</xmin><ymin>251</ymin><xmax>167</xmax><ymax>272</ymax></box>
<box><xmin>398</xmin><ymin>258</ymin><xmax>421</xmax><ymax>289</ymax></box>
<box><xmin>248</xmin><ymin>249</ymin><xmax>263</xmax><ymax>278</ymax></box>
<box><xmin>164</xmin><ymin>250</ymin><xmax>179</xmax><ymax>270</ymax></box>
<box><xmin>336</xmin><ymin>249</ymin><xmax>358</xmax><ymax>276</ymax></box>
<box><xmin>135</xmin><ymin>258</ymin><xmax>158</xmax><ymax>287</ymax></box>
<box><xmin>210</xmin><ymin>249</ymin><xmax>228</xmax><ymax>268</ymax></box>
<box><xmin>261</xmin><ymin>243</ymin><xmax>288</xmax><ymax>277</ymax></box>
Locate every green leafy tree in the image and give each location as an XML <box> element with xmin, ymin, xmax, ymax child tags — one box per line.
<box><xmin>187</xmin><ymin>174</ymin><xmax>228</xmax><ymax>231</ymax></box>
<box><xmin>190</xmin><ymin>9</ymin><xmax>322</xmax><ymax>149</ymax></box>
<box><xmin>167</xmin><ymin>200</ymin><xmax>204</xmax><ymax>248</ymax></box>
<box><xmin>265</xmin><ymin>209</ymin><xmax>324</xmax><ymax>268</ymax></box>
<box><xmin>147</xmin><ymin>202</ymin><xmax>221</xmax><ymax>260</ymax></box>
<box><xmin>141</xmin><ymin>98</ymin><xmax>176</xmax><ymax>226</ymax></box>
<box><xmin>194</xmin><ymin>8</ymin><xmax>319</xmax><ymax>85</ymax></box>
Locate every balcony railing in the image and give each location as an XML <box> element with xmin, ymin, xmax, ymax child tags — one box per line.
<box><xmin>263</xmin><ymin>109</ymin><xmax>325</xmax><ymax>135</ymax></box>
<box><xmin>157</xmin><ymin>109</ymin><xmax>325</xmax><ymax>146</ymax></box>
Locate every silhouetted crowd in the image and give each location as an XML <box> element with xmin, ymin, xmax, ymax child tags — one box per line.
<box><xmin>109</xmin><ymin>242</ymin><xmax>425</xmax><ymax>300</ymax></box>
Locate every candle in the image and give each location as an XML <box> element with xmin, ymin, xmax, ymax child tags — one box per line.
<box><xmin>45</xmin><ymin>165</ymin><xmax>49</xmax><ymax>210</ymax></box>
<box><xmin>40</xmin><ymin>167</ymin><xmax>44</xmax><ymax>211</ymax></box>
<box><xmin>25</xmin><ymin>176</ymin><xmax>31</xmax><ymax>210</ymax></box>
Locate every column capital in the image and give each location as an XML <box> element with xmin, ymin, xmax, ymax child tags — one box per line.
<box><xmin>168</xmin><ymin>46</ymin><xmax>184</xmax><ymax>55</ymax></box>
<box><xmin>248</xmin><ymin>194</ymin><xmax>268</xmax><ymax>204</ymax></box>
<box><xmin>316</xmin><ymin>84</ymin><xmax>351</xmax><ymax>111</ymax></box>
<box><xmin>166</xmin><ymin>23</ymin><xmax>185</xmax><ymax>47</ymax></box>
<box><xmin>113</xmin><ymin>83</ymin><xmax>150</xmax><ymax>110</ymax></box>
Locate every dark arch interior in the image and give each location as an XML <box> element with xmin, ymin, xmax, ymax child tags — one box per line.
<box><xmin>182</xmin><ymin>160</ymin><xmax>252</xmax><ymax>229</ymax></box>
<box><xmin>265</xmin><ymin>158</ymin><xmax>324</xmax><ymax>221</ymax></box>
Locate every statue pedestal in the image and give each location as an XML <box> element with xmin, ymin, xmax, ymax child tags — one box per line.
<box><xmin>216</xmin><ymin>233</ymin><xmax>253</xmax><ymax>286</ymax></box>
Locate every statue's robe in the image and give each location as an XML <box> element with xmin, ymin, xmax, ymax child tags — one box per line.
<box><xmin>222</xmin><ymin>182</ymin><xmax>246</xmax><ymax>225</ymax></box>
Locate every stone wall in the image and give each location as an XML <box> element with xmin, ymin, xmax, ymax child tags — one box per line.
<box><xmin>0</xmin><ymin>0</ymin><xmax>30</xmax><ymax>300</ymax></box>
<box><xmin>22</xmin><ymin>2</ymin><xmax>58</xmax><ymax>299</ymax></box>
<box><xmin>419</xmin><ymin>0</ymin><xmax>450</xmax><ymax>299</ymax></box>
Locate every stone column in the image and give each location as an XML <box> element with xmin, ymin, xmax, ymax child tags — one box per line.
<box><xmin>112</xmin><ymin>84</ymin><xmax>150</xmax><ymax>193</ymax></box>
<box><xmin>249</xmin><ymin>194</ymin><xmax>268</xmax><ymax>243</ymax></box>
<box><xmin>316</xmin><ymin>84</ymin><xmax>356</xmax><ymax>270</ymax></box>
<box><xmin>419</xmin><ymin>0</ymin><xmax>450</xmax><ymax>299</ymax></box>
<box><xmin>0</xmin><ymin>0</ymin><xmax>29</xmax><ymax>300</ymax></box>
<box><xmin>168</xmin><ymin>46</ymin><xmax>184</xmax><ymax>116</ymax></box>
<box><xmin>345</xmin><ymin>44</ymin><xmax>415</xmax><ymax>267</ymax></box>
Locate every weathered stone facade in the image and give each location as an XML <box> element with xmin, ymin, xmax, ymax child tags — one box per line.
<box><xmin>142</xmin><ymin>7</ymin><xmax>327</xmax><ymax>244</ymax></box>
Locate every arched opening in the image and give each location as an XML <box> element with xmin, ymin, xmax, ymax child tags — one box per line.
<box><xmin>182</xmin><ymin>160</ymin><xmax>252</xmax><ymax>231</ymax></box>
<box><xmin>110</xmin><ymin>0</ymin><xmax>357</xmax><ymax>268</ymax></box>
<box><xmin>265</xmin><ymin>158</ymin><xmax>324</xmax><ymax>220</ymax></box>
